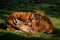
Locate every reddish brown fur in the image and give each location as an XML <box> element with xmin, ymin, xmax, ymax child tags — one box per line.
<box><xmin>6</xmin><ymin>12</ymin><xmax>54</xmax><ymax>34</ymax></box>
<box><xmin>30</xmin><ymin>12</ymin><xmax>54</xmax><ymax>33</ymax></box>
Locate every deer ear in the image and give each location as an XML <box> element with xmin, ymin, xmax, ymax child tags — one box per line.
<box><xmin>13</xmin><ymin>17</ymin><xmax>20</xmax><ymax>25</ymax></box>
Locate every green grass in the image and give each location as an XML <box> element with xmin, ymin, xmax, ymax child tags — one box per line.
<box><xmin>0</xmin><ymin>1</ymin><xmax>60</xmax><ymax>40</ymax></box>
<box><xmin>0</xmin><ymin>10</ymin><xmax>60</xmax><ymax>40</ymax></box>
<box><xmin>50</xmin><ymin>17</ymin><xmax>60</xmax><ymax>29</ymax></box>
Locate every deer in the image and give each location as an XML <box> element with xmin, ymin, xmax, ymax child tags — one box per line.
<box><xmin>5</xmin><ymin>11</ymin><xmax>54</xmax><ymax>34</ymax></box>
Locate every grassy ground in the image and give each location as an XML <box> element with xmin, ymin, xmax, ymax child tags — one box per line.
<box><xmin>0</xmin><ymin>10</ymin><xmax>60</xmax><ymax>40</ymax></box>
<box><xmin>0</xmin><ymin>2</ymin><xmax>60</xmax><ymax>40</ymax></box>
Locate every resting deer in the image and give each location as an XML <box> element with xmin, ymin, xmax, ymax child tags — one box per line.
<box><xmin>5</xmin><ymin>11</ymin><xmax>54</xmax><ymax>34</ymax></box>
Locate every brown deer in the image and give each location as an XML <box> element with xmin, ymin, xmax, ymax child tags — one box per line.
<box><xmin>5</xmin><ymin>11</ymin><xmax>54</xmax><ymax>34</ymax></box>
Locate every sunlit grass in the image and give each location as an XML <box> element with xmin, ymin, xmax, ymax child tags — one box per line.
<box><xmin>50</xmin><ymin>17</ymin><xmax>60</xmax><ymax>29</ymax></box>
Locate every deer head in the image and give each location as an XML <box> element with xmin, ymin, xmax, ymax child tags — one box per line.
<box><xmin>12</xmin><ymin>17</ymin><xmax>34</xmax><ymax>33</ymax></box>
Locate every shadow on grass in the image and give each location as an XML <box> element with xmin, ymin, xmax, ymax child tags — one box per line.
<box><xmin>44</xmin><ymin>5</ymin><xmax>60</xmax><ymax>19</ymax></box>
<box><xmin>52</xmin><ymin>29</ymin><xmax>60</xmax><ymax>37</ymax></box>
<box><xmin>0</xmin><ymin>23</ymin><xmax>7</xmax><ymax>30</ymax></box>
<box><xmin>0</xmin><ymin>10</ymin><xmax>11</xmax><ymax>20</ymax></box>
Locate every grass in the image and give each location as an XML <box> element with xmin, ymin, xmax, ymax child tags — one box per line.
<box><xmin>50</xmin><ymin>17</ymin><xmax>60</xmax><ymax>29</ymax></box>
<box><xmin>0</xmin><ymin>10</ymin><xmax>60</xmax><ymax>40</ymax></box>
<box><xmin>0</xmin><ymin>1</ymin><xmax>60</xmax><ymax>40</ymax></box>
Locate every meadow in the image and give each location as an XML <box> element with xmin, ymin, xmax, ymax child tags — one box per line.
<box><xmin>0</xmin><ymin>0</ymin><xmax>60</xmax><ymax>40</ymax></box>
